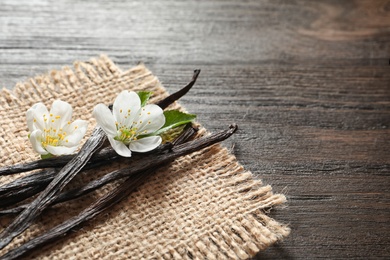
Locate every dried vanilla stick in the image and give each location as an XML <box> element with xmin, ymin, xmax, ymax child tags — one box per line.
<box><xmin>0</xmin><ymin>124</ymin><xmax>237</xmax><ymax>260</ymax></box>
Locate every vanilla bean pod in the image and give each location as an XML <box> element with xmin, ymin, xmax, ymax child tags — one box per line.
<box><xmin>0</xmin><ymin>169</ymin><xmax>56</xmax><ymax>195</ymax></box>
<box><xmin>0</xmin><ymin>69</ymin><xmax>201</xmax><ymax>177</ymax></box>
<box><xmin>0</xmin><ymin>186</ymin><xmax>42</xmax><ymax>209</ymax></box>
<box><xmin>0</xmin><ymin>169</ymin><xmax>60</xmax><ymax>208</ymax></box>
<box><xmin>0</xmin><ymin>158</ymin><xmax>116</xmax><ymax>208</ymax></box>
<box><xmin>0</xmin><ymin>147</ymin><xmax>118</xmax><ymax>176</ymax></box>
<box><xmin>0</xmin><ymin>125</ymin><xmax>198</xmax><ymax>216</ymax></box>
<box><xmin>0</xmin><ymin>169</ymin><xmax>57</xmax><ymax>208</ymax></box>
<box><xmin>0</xmin><ymin>124</ymin><xmax>236</xmax><ymax>260</ymax></box>
<box><xmin>0</xmin><ymin>186</ymin><xmax>45</xmax><ymax>209</ymax></box>
<box><xmin>0</xmin><ymin>155</ymin><xmax>77</xmax><ymax>176</ymax></box>
<box><xmin>0</xmin><ymin>152</ymin><xmax>119</xmax><ymax>207</ymax></box>
<box><xmin>156</xmin><ymin>69</ymin><xmax>200</xmax><ymax>109</ymax></box>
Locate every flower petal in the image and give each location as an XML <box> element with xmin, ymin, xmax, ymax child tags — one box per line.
<box><xmin>30</xmin><ymin>103</ymin><xmax>49</xmax><ymax>131</ymax></box>
<box><xmin>50</xmin><ymin>100</ymin><xmax>73</xmax><ymax>128</ymax></box>
<box><xmin>26</xmin><ymin>107</ymin><xmax>36</xmax><ymax>132</ymax></box>
<box><xmin>46</xmin><ymin>145</ymin><xmax>78</xmax><ymax>156</ymax></box>
<box><xmin>136</xmin><ymin>104</ymin><xmax>165</xmax><ymax>135</ymax></box>
<box><xmin>62</xmin><ymin>119</ymin><xmax>88</xmax><ymax>134</ymax></box>
<box><xmin>108</xmin><ymin>136</ymin><xmax>132</xmax><ymax>157</ymax></box>
<box><xmin>29</xmin><ymin>129</ymin><xmax>48</xmax><ymax>155</ymax></box>
<box><xmin>62</xmin><ymin>119</ymin><xmax>88</xmax><ymax>147</ymax></box>
<box><xmin>92</xmin><ymin>104</ymin><xmax>117</xmax><ymax>137</ymax></box>
<box><xmin>113</xmin><ymin>90</ymin><xmax>141</xmax><ymax>127</ymax></box>
<box><xmin>129</xmin><ymin>136</ymin><xmax>162</xmax><ymax>153</ymax></box>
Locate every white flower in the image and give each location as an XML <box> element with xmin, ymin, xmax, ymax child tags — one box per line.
<box><xmin>92</xmin><ymin>90</ymin><xmax>165</xmax><ymax>157</ymax></box>
<box><xmin>26</xmin><ymin>100</ymin><xmax>88</xmax><ymax>156</ymax></box>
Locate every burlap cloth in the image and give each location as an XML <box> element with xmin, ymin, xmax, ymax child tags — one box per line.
<box><xmin>0</xmin><ymin>56</ymin><xmax>289</xmax><ymax>259</ymax></box>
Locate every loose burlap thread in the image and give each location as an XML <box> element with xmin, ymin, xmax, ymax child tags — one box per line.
<box><xmin>0</xmin><ymin>56</ymin><xmax>290</xmax><ymax>259</ymax></box>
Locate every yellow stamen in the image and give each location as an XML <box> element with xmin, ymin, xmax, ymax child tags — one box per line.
<box><xmin>44</xmin><ymin>136</ymin><xmax>59</xmax><ymax>147</ymax></box>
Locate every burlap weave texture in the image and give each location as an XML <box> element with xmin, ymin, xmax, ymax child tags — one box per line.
<box><xmin>0</xmin><ymin>56</ymin><xmax>290</xmax><ymax>259</ymax></box>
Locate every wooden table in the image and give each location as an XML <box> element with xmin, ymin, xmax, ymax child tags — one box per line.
<box><xmin>1</xmin><ymin>0</ymin><xmax>389</xmax><ymax>258</ymax></box>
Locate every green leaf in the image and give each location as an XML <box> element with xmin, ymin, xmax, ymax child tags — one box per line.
<box><xmin>41</xmin><ymin>153</ymin><xmax>54</xmax><ymax>160</ymax></box>
<box><xmin>155</xmin><ymin>110</ymin><xmax>196</xmax><ymax>135</ymax></box>
<box><xmin>137</xmin><ymin>91</ymin><xmax>152</xmax><ymax>107</ymax></box>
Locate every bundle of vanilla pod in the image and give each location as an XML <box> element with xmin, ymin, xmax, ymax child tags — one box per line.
<box><xmin>0</xmin><ymin>70</ymin><xmax>237</xmax><ymax>259</ymax></box>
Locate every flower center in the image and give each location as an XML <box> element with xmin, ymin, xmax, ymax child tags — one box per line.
<box><xmin>41</xmin><ymin>129</ymin><xmax>68</xmax><ymax>147</ymax></box>
<box><xmin>115</xmin><ymin>127</ymin><xmax>138</xmax><ymax>144</ymax></box>
<box><xmin>40</xmin><ymin>113</ymin><xmax>69</xmax><ymax>147</ymax></box>
<box><xmin>43</xmin><ymin>135</ymin><xmax>60</xmax><ymax>147</ymax></box>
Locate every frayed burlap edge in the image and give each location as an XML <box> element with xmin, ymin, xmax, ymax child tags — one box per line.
<box><xmin>0</xmin><ymin>55</ymin><xmax>290</xmax><ymax>259</ymax></box>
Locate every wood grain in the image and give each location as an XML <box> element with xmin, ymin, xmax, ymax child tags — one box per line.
<box><xmin>1</xmin><ymin>0</ymin><xmax>389</xmax><ymax>258</ymax></box>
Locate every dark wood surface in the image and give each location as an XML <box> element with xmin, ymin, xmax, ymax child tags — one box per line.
<box><xmin>1</xmin><ymin>0</ymin><xmax>389</xmax><ymax>258</ymax></box>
